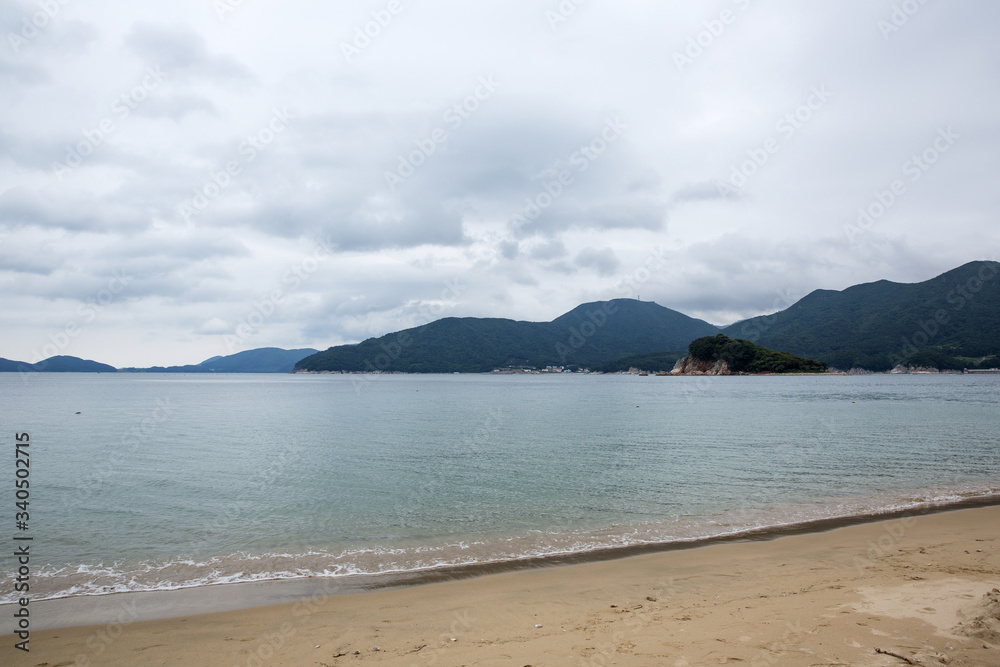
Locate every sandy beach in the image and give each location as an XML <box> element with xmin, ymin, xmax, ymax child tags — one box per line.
<box><xmin>8</xmin><ymin>505</ymin><xmax>1000</xmax><ymax>666</ymax></box>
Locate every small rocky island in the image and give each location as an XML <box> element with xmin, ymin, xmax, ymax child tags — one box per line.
<box><xmin>671</xmin><ymin>334</ymin><xmax>828</xmax><ymax>375</ymax></box>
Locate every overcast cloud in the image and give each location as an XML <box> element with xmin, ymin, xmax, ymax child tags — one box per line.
<box><xmin>1</xmin><ymin>0</ymin><xmax>998</xmax><ymax>366</ymax></box>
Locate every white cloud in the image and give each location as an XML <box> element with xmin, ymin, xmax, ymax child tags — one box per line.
<box><xmin>1</xmin><ymin>0</ymin><xmax>999</xmax><ymax>366</ymax></box>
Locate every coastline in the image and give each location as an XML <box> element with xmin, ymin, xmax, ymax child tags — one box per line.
<box><xmin>8</xmin><ymin>502</ymin><xmax>1000</xmax><ymax>665</ymax></box>
<box><xmin>7</xmin><ymin>493</ymin><xmax>1000</xmax><ymax>627</ymax></box>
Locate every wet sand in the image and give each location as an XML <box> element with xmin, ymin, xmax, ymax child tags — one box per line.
<box><xmin>7</xmin><ymin>506</ymin><xmax>1000</xmax><ymax>666</ymax></box>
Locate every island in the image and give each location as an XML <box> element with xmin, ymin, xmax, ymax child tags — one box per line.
<box><xmin>670</xmin><ymin>334</ymin><xmax>828</xmax><ymax>375</ymax></box>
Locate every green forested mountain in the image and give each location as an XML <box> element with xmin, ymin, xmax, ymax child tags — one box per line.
<box><xmin>295</xmin><ymin>299</ymin><xmax>721</xmax><ymax>373</ymax></box>
<box><xmin>723</xmin><ymin>261</ymin><xmax>1000</xmax><ymax>371</ymax></box>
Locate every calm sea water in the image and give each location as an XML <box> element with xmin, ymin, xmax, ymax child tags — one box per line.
<box><xmin>2</xmin><ymin>373</ymin><xmax>999</xmax><ymax>603</ymax></box>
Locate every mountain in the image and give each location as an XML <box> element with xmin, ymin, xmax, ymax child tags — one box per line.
<box><xmin>295</xmin><ymin>299</ymin><xmax>721</xmax><ymax>373</ymax></box>
<box><xmin>0</xmin><ymin>357</ymin><xmax>35</xmax><ymax>372</ymax></box>
<box><xmin>723</xmin><ymin>260</ymin><xmax>1000</xmax><ymax>371</ymax></box>
<box><xmin>37</xmin><ymin>356</ymin><xmax>117</xmax><ymax>372</ymax></box>
<box><xmin>125</xmin><ymin>347</ymin><xmax>319</xmax><ymax>373</ymax></box>
<box><xmin>195</xmin><ymin>347</ymin><xmax>319</xmax><ymax>373</ymax></box>
<box><xmin>0</xmin><ymin>355</ymin><xmax>117</xmax><ymax>372</ymax></box>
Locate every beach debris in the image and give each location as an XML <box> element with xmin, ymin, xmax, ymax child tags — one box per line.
<box><xmin>610</xmin><ymin>604</ymin><xmax>617</xmax><ymax>608</ymax></box>
<box><xmin>352</xmin><ymin>650</ymin><xmax>361</xmax><ymax>655</ymax></box>
<box><xmin>534</xmin><ymin>624</ymin><xmax>542</xmax><ymax>628</ymax></box>
<box><xmin>372</xmin><ymin>646</ymin><xmax>381</xmax><ymax>651</ymax></box>
<box><xmin>410</xmin><ymin>644</ymin><xmax>427</xmax><ymax>653</ymax></box>
<box><xmin>875</xmin><ymin>648</ymin><xmax>918</xmax><ymax>664</ymax></box>
<box><xmin>646</xmin><ymin>596</ymin><xmax>657</xmax><ymax>602</ymax></box>
<box><xmin>449</xmin><ymin>637</ymin><xmax>457</xmax><ymax>642</ymax></box>
<box><xmin>333</xmin><ymin>652</ymin><xmax>349</xmax><ymax>658</ymax></box>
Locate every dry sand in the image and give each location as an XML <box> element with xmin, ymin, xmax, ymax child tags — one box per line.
<box><xmin>8</xmin><ymin>506</ymin><xmax>1000</xmax><ymax>666</ymax></box>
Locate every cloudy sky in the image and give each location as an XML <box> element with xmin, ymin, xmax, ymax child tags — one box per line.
<box><xmin>1</xmin><ymin>0</ymin><xmax>998</xmax><ymax>367</ymax></box>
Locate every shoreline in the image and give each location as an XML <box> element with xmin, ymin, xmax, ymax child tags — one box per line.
<box><xmin>6</xmin><ymin>493</ymin><xmax>1000</xmax><ymax>634</ymax></box>
<box><xmin>9</xmin><ymin>504</ymin><xmax>1000</xmax><ymax>665</ymax></box>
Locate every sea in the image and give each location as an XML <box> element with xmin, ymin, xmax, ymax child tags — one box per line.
<box><xmin>2</xmin><ymin>372</ymin><xmax>999</xmax><ymax>606</ymax></box>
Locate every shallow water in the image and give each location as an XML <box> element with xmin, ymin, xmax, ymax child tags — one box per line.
<box><xmin>2</xmin><ymin>372</ymin><xmax>998</xmax><ymax>602</ymax></box>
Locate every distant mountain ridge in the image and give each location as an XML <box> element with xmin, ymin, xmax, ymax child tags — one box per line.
<box><xmin>295</xmin><ymin>299</ymin><xmax>721</xmax><ymax>373</ymax></box>
<box><xmin>723</xmin><ymin>260</ymin><xmax>1000</xmax><ymax>371</ymax></box>
<box><xmin>122</xmin><ymin>347</ymin><xmax>319</xmax><ymax>373</ymax></box>
<box><xmin>0</xmin><ymin>355</ymin><xmax>117</xmax><ymax>373</ymax></box>
<box><xmin>2</xmin><ymin>348</ymin><xmax>319</xmax><ymax>374</ymax></box>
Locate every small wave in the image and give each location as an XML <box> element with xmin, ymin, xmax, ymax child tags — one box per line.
<box><xmin>3</xmin><ymin>485</ymin><xmax>998</xmax><ymax>605</ymax></box>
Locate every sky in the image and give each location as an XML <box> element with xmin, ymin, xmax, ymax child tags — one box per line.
<box><xmin>1</xmin><ymin>0</ymin><xmax>998</xmax><ymax>367</ymax></box>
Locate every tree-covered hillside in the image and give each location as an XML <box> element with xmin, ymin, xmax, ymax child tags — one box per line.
<box><xmin>296</xmin><ymin>299</ymin><xmax>721</xmax><ymax>373</ymax></box>
<box><xmin>723</xmin><ymin>261</ymin><xmax>1000</xmax><ymax>370</ymax></box>
<box><xmin>687</xmin><ymin>334</ymin><xmax>828</xmax><ymax>373</ymax></box>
